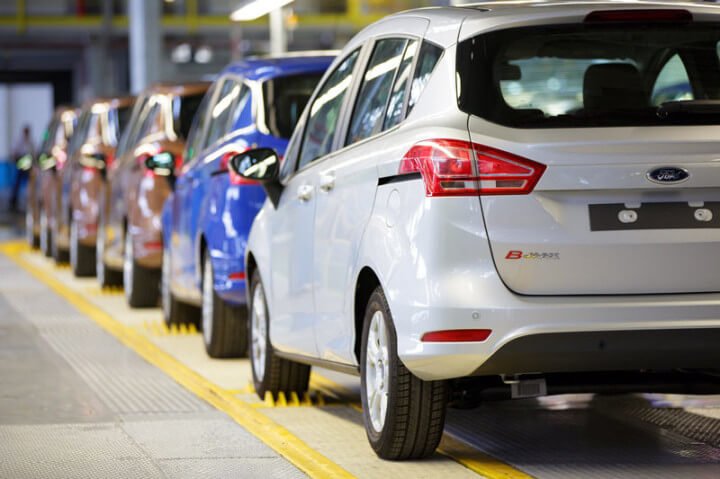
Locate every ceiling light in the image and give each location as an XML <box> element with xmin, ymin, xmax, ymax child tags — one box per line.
<box><xmin>230</xmin><ymin>0</ymin><xmax>294</xmax><ymax>21</ymax></box>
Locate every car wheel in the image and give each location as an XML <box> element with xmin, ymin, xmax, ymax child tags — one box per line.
<box><xmin>123</xmin><ymin>233</ymin><xmax>160</xmax><ymax>308</ymax></box>
<box><xmin>51</xmin><ymin>217</ymin><xmax>69</xmax><ymax>264</ymax></box>
<box><xmin>162</xmin><ymin>248</ymin><xmax>199</xmax><ymax>326</ymax></box>
<box><xmin>360</xmin><ymin>286</ymin><xmax>448</xmax><ymax>460</ymax></box>
<box><xmin>70</xmin><ymin>219</ymin><xmax>96</xmax><ymax>277</ymax></box>
<box><xmin>26</xmin><ymin>207</ymin><xmax>39</xmax><ymax>249</ymax></box>
<box><xmin>249</xmin><ymin>270</ymin><xmax>309</xmax><ymax>398</ymax></box>
<box><xmin>40</xmin><ymin>209</ymin><xmax>52</xmax><ymax>258</ymax></box>
<box><xmin>202</xmin><ymin>252</ymin><xmax>247</xmax><ymax>358</ymax></box>
<box><xmin>96</xmin><ymin>224</ymin><xmax>122</xmax><ymax>287</ymax></box>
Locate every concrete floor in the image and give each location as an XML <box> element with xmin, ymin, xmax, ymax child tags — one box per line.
<box><xmin>4</xmin><ymin>216</ymin><xmax>720</xmax><ymax>478</ymax></box>
<box><xmin>0</xmin><ymin>245</ymin><xmax>305</xmax><ymax>479</ymax></box>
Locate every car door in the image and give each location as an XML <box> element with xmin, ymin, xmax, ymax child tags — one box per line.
<box><xmin>312</xmin><ymin>36</ymin><xmax>423</xmax><ymax>364</ymax></box>
<box><xmin>268</xmin><ymin>50</ymin><xmax>363</xmax><ymax>357</ymax></box>
<box><xmin>186</xmin><ymin>77</ymin><xmax>248</xmax><ymax>293</ymax></box>
<box><xmin>171</xmin><ymin>85</ymin><xmax>217</xmax><ymax>300</ymax></box>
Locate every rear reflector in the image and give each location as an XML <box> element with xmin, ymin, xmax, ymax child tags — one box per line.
<box><xmin>399</xmin><ymin>139</ymin><xmax>545</xmax><ymax>197</ymax></box>
<box><xmin>421</xmin><ymin>329</ymin><xmax>492</xmax><ymax>342</ymax></box>
<box><xmin>143</xmin><ymin>241</ymin><xmax>163</xmax><ymax>250</ymax></box>
<box><xmin>585</xmin><ymin>9</ymin><xmax>692</xmax><ymax>23</ymax></box>
<box><xmin>228</xmin><ymin>272</ymin><xmax>246</xmax><ymax>281</ymax></box>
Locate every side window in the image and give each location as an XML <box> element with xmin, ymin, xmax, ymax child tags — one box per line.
<box><xmin>298</xmin><ymin>50</ymin><xmax>360</xmax><ymax>169</ymax></box>
<box><xmin>651</xmin><ymin>54</ymin><xmax>694</xmax><ymax>106</ymax></box>
<box><xmin>384</xmin><ymin>39</ymin><xmax>419</xmax><ymax>130</ymax></box>
<box><xmin>407</xmin><ymin>42</ymin><xmax>443</xmax><ymax>115</ymax></box>
<box><xmin>136</xmin><ymin>103</ymin><xmax>160</xmax><ymax>142</ymax></box>
<box><xmin>183</xmin><ymin>88</ymin><xmax>216</xmax><ymax>164</ymax></box>
<box><xmin>346</xmin><ymin>38</ymin><xmax>408</xmax><ymax>145</ymax></box>
<box><xmin>204</xmin><ymin>79</ymin><xmax>244</xmax><ymax>148</ymax></box>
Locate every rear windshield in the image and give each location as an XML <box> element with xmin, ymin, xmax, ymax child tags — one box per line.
<box><xmin>263</xmin><ymin>72</ymin><xmax>324</xmax><ymax>138</ymax></box>
<box><xmin>457</xmin><ymin>23</ymin><xmax>720</xmax><ymax>128</ymax></box>
<box><xmin>174</xmin><ymin>93</ymin><xmax>205</xmax><ymax>139</ymax></box>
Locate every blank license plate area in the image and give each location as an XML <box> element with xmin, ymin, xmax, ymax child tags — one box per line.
<box><xmin>589</xmin><ymin>202</ymin><xmax>720</xmax><ymax>231</ymax></box>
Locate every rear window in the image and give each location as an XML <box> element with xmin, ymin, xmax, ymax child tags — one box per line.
<box><xmin>263</xmin><ymin>72</ymin><xmax>324</xmax><ymax>139</ymax></box>
<box><xmin>174</xmin><ymin>93</ymin><xmax>205</xmax><ymax>139</ymax></box>
<box><xmin>457</xmin><ymin>24</ymin><xmax>720</xmax><ymax>128</ymax></box>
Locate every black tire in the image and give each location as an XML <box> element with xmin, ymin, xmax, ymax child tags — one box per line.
<box><xmin>26</xmin><ymin>208</ymin><xmax>39</xmax><ymax>249</ymax></box>
<box><xmin>96</xmin><ymin>225</ymin><xmax>122</xmax><ymax>287</ymax></box>
<box><xmin>249</xmin><ymin>270</ymin><xmax>310</xmax><ymax>398</ymax></box>
<box><xmin>70</xmin><ymin>220</ymin><xmax>96</xmax><ymax>277</ymax></box>
<box><xmin>124</xmin><ymin>233</ymin><xmax>160</xmax><ymax>308</ymax></box>
<box><xmin>40</xmin><ymin>209</ymin><xmax>53</xmax><ymax>258</ymax></box>
<box><xmin>162</xmin><ymin>248</ymin><xmax>200</xmax><ymax>326</ymax></box>
<box><xmin>202</xmin><ymin>253</ymin><xmax>248</xmax><ymax>358</ymax></box>
<box><xmin>360</xmin><ymin>287</ymin><xmax>448</xmax><ymax>460</ymax></box>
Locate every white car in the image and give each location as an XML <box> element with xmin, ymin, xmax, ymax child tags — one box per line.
<box><xmin>231</xmin><ymin>1</ymin><xmax>720</xmax><ymax>460</ymax></box>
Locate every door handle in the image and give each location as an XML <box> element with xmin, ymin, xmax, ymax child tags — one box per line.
<box><xmin>319</xmin><ymin>172</ymin><xmax>335</xmax><ymax>192</ymax></box>
<box><xmin>297</xmin><ymin>184</ymin><xmax>314</xmax><ymax>202</ymax></box>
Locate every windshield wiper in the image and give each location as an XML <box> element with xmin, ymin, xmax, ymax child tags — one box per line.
<box><xmin>657</xmin><ymin>100</ymin><xmax>720</xmax><ymax>121</ymax></box>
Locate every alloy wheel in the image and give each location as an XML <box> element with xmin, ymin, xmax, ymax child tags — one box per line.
<box><xmin>202</xmin><ymin>257</ymin><xmax>214</xmax><ymax>344</ymax></box>
<box><xmin>123</xmin><ymin>234</ymin><xmax>134</xmax><ymax>301</ymax></box>
<box><xmin>251</xmin><ymin>282</ymin><xmax>268</xmax><ymax>382</ymax></box>
<box><xmin>365</xmin><ymin>310</ymin><xmax>390</xmax><ymax>433</ymax></box>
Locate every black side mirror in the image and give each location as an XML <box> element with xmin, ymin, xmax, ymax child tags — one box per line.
<box><xmin>40</xmin><ymin>153</ymin><xmax>57</xmax><ymax>172</ymax></box>
<box><xmin>79</xmin><ymin>152</ymin><xmax>107</xmax><ymax>170</ymax></box>
<box><xmin>16</xmin><ymin>154</ymin><xmax>33</xmax><ymax>171</ymax></box>
<box><xmin>228</xmin><ymin>148</ymin><xmax>283</xmax><ymax>208</ymax></box>
<box><xmin>144</xmin><ymin>151</ymin><xmax>175</xmax><ymax>177</ymax></box>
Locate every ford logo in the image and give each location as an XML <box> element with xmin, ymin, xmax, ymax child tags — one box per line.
<box><xmin>647</xmin><ymin>167</ymin><xmax>689</xmax><ymax>184</ymax></box>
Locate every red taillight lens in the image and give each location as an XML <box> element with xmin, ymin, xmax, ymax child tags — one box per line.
<box><xmin>585</xmin><ymin>9</ymin><xmax>692</xmax><ymax>23</ymax></box>
<box><xmin>399</xmin><ymin>139</ymin><xmax>545</xmax><ymax>197</ymax></box>
<box><xmin>421</xmin><ymin>329</ymin><xmax>492</xmax><ymax>343</ymax></box>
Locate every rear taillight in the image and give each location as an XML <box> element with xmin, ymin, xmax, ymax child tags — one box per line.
<box><xmin>398</xmin><ymin>139</ymin><xmax>546</xmax><ymax>197</ymax></box>
<box><xmin>585</xmin><ymin>9</ymin><xmax>692</xmax><ymax>23</ymax></box>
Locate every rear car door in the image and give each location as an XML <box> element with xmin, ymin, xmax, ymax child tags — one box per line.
<box><xmin>312</xmin><ymin>34</ymin><xmax>426</xmax><ymax>364</ymax></box>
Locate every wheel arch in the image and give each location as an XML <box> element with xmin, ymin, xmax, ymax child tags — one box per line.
<box><xmin>354</xmin><ymin>266</ymin><xmax>382</xmax><ymax>364</ymax></box>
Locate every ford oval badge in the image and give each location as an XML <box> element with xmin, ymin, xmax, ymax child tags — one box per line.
<box><xmin>647</xmin><ymin>167</ymin><xmax>689</xmax><ymax>184</ymax></box>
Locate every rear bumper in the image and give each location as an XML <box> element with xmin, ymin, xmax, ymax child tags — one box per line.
<box><xmin>470</xmin><ymin>328</ymin><xmax>720</xmax><ymax>376</ymax></box>
<box><xmin>394</xmin><ymin>277</ymin><xmax>720</xmax><ymax>381</ymax></box>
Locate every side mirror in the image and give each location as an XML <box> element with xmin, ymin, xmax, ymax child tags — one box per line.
<box><xmin>16</xmin><ymin>154</ymin><xmax>33</xmax><ymax>171</ymax></box>
<box><xmin>40</xmin><ymin>153</ymin><xmax>57</xmax><ymax>171</ymax></box>
<box><xmin>79</xmin><ymin>152</ymin><xmax>107</xmax><ymax>171</ymax></box>
<box><xmin>228</xmin><ymin>148</ymin><xmax>283</xmax><ymax>208</ymax></box>
<box><xmin>144</xmin><ymin>151</ymin><xmax>175</xmax><ymax>177</ymax></box>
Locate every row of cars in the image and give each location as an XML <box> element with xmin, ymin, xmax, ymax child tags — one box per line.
<box><xmin>25</xmin><ymin>1</ymin><xmax>720</xmax><ymax>461</ymax></box>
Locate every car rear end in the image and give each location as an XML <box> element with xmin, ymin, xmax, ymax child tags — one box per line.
<box><xmin>386</xmin><ymin>4</ymin><xmax>720</xmax><ymax>383</ymax></box>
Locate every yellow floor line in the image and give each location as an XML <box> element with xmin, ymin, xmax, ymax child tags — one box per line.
<box><xmin>1</xmin><ymin>242</ymin><xmax>353</xmax><ymax>479</ymax></box>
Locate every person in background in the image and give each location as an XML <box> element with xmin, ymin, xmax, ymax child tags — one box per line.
<box><xmin>10</xmin><ymin>125</ymin><xmax>35</xmax><ymax>212</ymax></box>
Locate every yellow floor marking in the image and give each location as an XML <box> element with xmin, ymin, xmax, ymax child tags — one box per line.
<box><xmin>438</xmin><ymin>435</ymin><xmax>535</xmax><ymax>479</ymax></box>
<box><xmin>1</xmin><ymin>242</ymin><xmax>353</xmax><ymax>479</ymax></box>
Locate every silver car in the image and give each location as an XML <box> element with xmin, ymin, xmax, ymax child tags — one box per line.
<box><xmin>231</xmin><ymin>1</ymin><xmax>720</xmax><ymax>460</ymax></box>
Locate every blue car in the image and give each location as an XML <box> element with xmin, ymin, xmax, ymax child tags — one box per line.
<box><xmin>161</xmin><ymin>53</ymin><xmax>334</xmax><ymax>358</ymax></box>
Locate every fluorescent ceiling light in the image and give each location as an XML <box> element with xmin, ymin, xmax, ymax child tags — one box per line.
<box><xmin>230</xmin><ymin>0</ymin><xmax>294</xmax><ymax>21</ymax></box>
